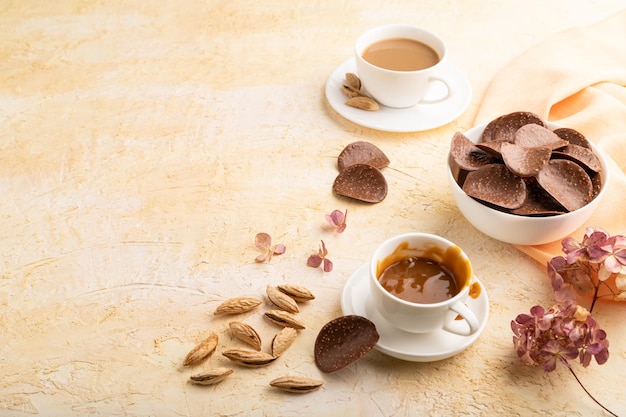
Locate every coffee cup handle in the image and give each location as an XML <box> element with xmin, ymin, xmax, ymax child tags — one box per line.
<box><xmin>419</xmin><ymin>76</ymin><xmax>453</xmax><ymax>104</ymax></box>
<box><xmin>443</xmin><ymin>301</ymin><xmax>480</xmax><ymax>336</ymax></box>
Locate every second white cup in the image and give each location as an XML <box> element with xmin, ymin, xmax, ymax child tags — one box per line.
<box><xmin>369</xmin><ymin>233</ymin><xmax>479</xmax><ymax>336</ymax></box>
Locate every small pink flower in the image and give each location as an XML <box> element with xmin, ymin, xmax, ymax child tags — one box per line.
<box><xmin>254</xmin><ymin>233</ymin><xmax>286</xmax><ymax>263</ymax></box>
<box><xmin>307</xmin><ymin>240</ymin><xmax>333</xmax><ymax>272</ymax></box>
<box><xmin>325</xmin><ymin>209</ymin><xmax>348</xmax><ymax>233</ymax></box>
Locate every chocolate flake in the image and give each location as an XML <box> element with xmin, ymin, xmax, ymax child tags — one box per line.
<box><xmin>513</xmin><ymin>124</ymin><xmax>568</xmax><ymax>150</ymax></box>
<box><xmin>500</xmin><ymin>142</ymin><xmax>551</xmax><ymax>177</ymax></box>
<box><xmin>536</xmin><ymin>159</ymin><xmax>593</xmax><ymax>212</ymax></box>
<box><xmin>314</xmin><ymin>315</ymin><xmax>379</xmax><ymax>373</ymax></box>
<box><xmin>475</xmin><ymin>140</ymin><xmax>506</xmax><ymax>158</ymax></box>
<box><xmin>333</xmin><ymin>163</ymin><xmax>388</xmax><ymax>203</ymax></box>
<box><xmin>511</xmin><ymin>181</ymin><xmax>567</xmax><ymax>216</ymax></box>
<box><xmin>463</xmin><ymin>164</ymin><xmax>527</xmax><ymax>209</ymax></box>
<box><xmin>450</xmin><ymin>132</ymin><xmax>497</xmax><ymax>171</ymax></box>
<box><xmin>552</xmin><ymin>144</ymin><xmax>602</xmax><ymax>173</ymax></box>
<box><xmin>492</xmin><ymin>111</ymin><xmax>545</xmax><ymax>143</ymax></box>
<box><xmin>480</xmin><ymin>115</ymin><xmax>502</xmax><ymax>143</ymax></box>
<box><xmin>553</xmin><ymin>127</ymin><xmax>591</xmax><ymax>149</ymax></box>
<box><xmin>338</xmin><ymin>141</ymin><xmax>390</xmax><ymax>172</ymax></box>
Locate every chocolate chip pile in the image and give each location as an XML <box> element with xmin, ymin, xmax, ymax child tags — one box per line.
<box><xmin>332</xmin><ymin>141</ymin><xmax>390</xmax><ymax>203</ymax></box>
<box><xmin>450</xmin><ymin>111</ymin><xmax>603</xmax><ymax>216</ymax></box>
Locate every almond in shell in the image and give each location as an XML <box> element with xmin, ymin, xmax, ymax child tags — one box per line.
<box><xmin>183</xmin><ymin>332</ymin><xmax>218</xmax><ymax>367</ymax></box>
<box><xmin>214</xmin><ymin>297</ymin><xmax>262</xmax><ymax>315</ymax></box>
<box><xmin>222</xmin><ymin>349</ymin><xmax>276</xmax><ymax>367</ymax></box>
<box><xmin>271</xmin><ymin>327</ymin><xmax>298</xmax><ymax>357</ymax></box>
<box><xmin>264</xmin><ymin>309</ymin><xmax>306</xmax><ymax>330</ymax></box>
<box><xmin>229</xmin><ymin>321</ymin><xmax>262</xmax><ymax>351</ymax></box>
<box><xmin>342</xmin><ymin>84</ymin><xmax>363</xmax><ymax>98</ymax></box>
<box><xmin>189</xmin><ymin>367</ymin><xmax>234</xmax><ymax>386</ymax></box>
<box><xmin>277</xmin><ymin>284</ymin><xmax>315</xmax><ymax>302</ymax></box>
<box><xmin>269</xmin><ymin>376</ymin><xmax>324</xmax><ymax>393</ymax></box>
<box><xmin>344</xmin><ymin>73</ymin><xmax>361</xmax><ymax>90</ymax></box>
<box><xmin>266</xmin><ymin>285</ymin><xmax>299</xmax><ymax>313</ymax></box>
<box><xmin>345</xmin><ymin>96</ymin><xmax>379</xmax><ymax>111</ymax></box>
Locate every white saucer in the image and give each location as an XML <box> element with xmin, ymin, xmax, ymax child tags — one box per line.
<box><xmin>340</xmin><ymin>263</ymin><xmax>489</xmax><ymax>362</ymax></box>
<box><xmin>325</xmin><ymin>58</ymin><xmax>472</xmax><ymax>132</ymax></box>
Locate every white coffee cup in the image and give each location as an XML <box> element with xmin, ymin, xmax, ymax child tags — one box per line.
<box><xmin>369</xmin><ymin>233</ymin><xmax>479</xmax><ymax>335</ymax></box>
<box><xmin>354</xmin><ymin>24</ymin><xmax>453</xmax><ymax>108</ymax></box>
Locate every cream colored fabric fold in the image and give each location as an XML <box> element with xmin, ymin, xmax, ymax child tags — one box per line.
<box><xmin>475</xmin><ymin>9</ymin><xmax>626</xmax><ymax>266</ymax></box>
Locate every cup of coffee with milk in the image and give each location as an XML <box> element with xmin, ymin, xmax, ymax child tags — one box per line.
<box><xmin>369</xmin><ymin>233</ymin><xmax>480</xmax><ymax>336</ymax></box>
<box><xmin>355</xmin><ymin>24</ymin><xmax>453</xmax><ymax>108</ymax></box>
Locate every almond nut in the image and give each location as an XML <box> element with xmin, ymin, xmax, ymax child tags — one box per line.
<box><xmin>229</xmin><ymin>321</ymin><xmax>262</xmax><ymax>351</ymax></box>
<box><xmin>183</xmin><ymin>332</ymin><xmax>218</xmax><ymax>367</ymax></box>
<box><xmin>266</xmin><ymin>285</ymin><xmax>299</xmax><ymax>313</ymax></box>
<box><xmin>189</xmin><ymin>367</ymin><xmax>234</xmax><ymax>386</ymax></box>
<box><xmin>214</xmin><ymin>297</ymin><xmax>262</xmax><ymax>315</ymax></box>
<box><xmin>269</xmin><ymin>376</ymin><xmax>324</xmax><ymax>393</ymax></box>
<box><xmin>264</xmin><ymin>310</ymin><xmax>306</xmax><ymax>330</ymax></box>
<box><xmin>222</xmin><ymin>349</ymin><xmax>276</xmax><ymax>367</ymax></box>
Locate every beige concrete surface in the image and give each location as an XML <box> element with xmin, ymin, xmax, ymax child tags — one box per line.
<box><xmin>1</xmin><ymin>1</ymin><xmax>625</xmax><ymax>416</ymax></box>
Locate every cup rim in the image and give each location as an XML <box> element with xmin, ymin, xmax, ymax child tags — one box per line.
<box><xmin>370</xmin><ymin>232</ymin><xmax>472</xmax><ymax>308</ymax></box>
<box><xmin>355</xmin><ymin>24</ymin><xmax>447</xmax><ymax>74</ymax></box>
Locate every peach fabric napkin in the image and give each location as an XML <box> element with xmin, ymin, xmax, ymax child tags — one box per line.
<box><xmin>475</xmin><ymin>9</ymin><xmax>626</xmax><ymax>267</ymax></box>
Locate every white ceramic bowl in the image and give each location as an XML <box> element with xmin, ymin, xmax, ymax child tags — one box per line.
<box><xmin>447</xmin><ymin>122</ymin><xmax>610</xmax><ymax>245</ymax></box>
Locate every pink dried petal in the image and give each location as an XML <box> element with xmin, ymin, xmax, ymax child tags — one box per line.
<box><xmin>592</xmin><ymin>346</ymin><xmax>609</xmax><ymax>365</ymax></box>
<box><xmin>255</xmin><ymin>233</ymin><xmax>272</xmax><ymax>251</ymax></box>
<box><xmin>614</xmin><ymin>246</ymin><xmax>626</xmax><ymax>264</ymax></box>
<box><xmin>561</xmin><ymin>237</ymin><xmax>581</xmax><ymax>254</ymax></box>
<box><xmin>255</xmin><ymin>253</ymin><xmax>269</xmax><ymax>263</ymax></box>
<box><xmin>542</xmin><ymin>356</ymin><xmax>557</xmax><ymax>372</ymax></box>
<box><xmin>329</xmin><ymin>210</ymin><xmax>345</xmax><ymax>225</ymax></box>
<box><xmin>273</xmin><ymin>244</ymin><xmax>286</xmax><ymax>255</ymax></box>
<box><xmin>325</xmin><ymin>212</ymin><xmax>340</xmax><ymax>226</ymax></box>
<box><xmin>323</xmin><ymin>258</ymin><xmax>333</xmax><ymax>272</ymax></box>
<box><xmin>307</xmin><ymin>255</ymin><xmax>322</xmax><ymax>268</ymax></box>
<box><xmin>319</xmin><ymin>240</ymin><xmax>328</xmax><ymax>257</ymax></box>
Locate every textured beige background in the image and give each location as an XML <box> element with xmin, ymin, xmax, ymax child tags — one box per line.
<box><xmin>1</xmin><ymin>1</ymin><xmax>625</xmax><ymax>416</ymax></box>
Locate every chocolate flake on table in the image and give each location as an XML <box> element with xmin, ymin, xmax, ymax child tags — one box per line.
<box><xmin>314</xmin><ymin>315</ymin><xmax>379</xmax><ymax>373</ymax></box>
<box><xmin>463</xmin><ymin>164</ymin><xmax>527</xmax><ymax>209</ymax></box>
<box><xmin>333</xmin><ymin>163</ymin><xmax>388</xmax><ymax>203</ymax></box>
<box><xmin>338</xmin><ymin>141</ymin><xmax>390</xmax><ymax>172</ymax></box>
<box><xmin>450</xmin><ymin>111</ymin><xmax>603</xmax><ymax>216</ymax></box>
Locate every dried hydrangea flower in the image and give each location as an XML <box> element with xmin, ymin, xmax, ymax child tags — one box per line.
<box><xmin>511</xmin><ymin>303</ymin><xmax>615</xmax><ymax>416</ymax></box>
<box><xmin>325</xmin><ymin>209</ymin><xmax>347</xmax><ymax>233</ymax></box>
<box><xmin>548</xmin><ymin>227</ymin><xmax>626</xmax><ymax>311</ymax></box>
<box><xmin>307</xmin><ymin>240</ymin><xmax>333</xmax><ymax>272</ymax></box>
<box><xmin>254</xmin><ymin>233</ymin><xmax>286</xmax><ymax>263</ymax></box>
